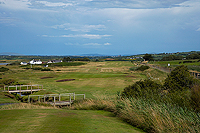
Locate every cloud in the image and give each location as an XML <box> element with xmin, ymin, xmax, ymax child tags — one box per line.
<box><xmin>83</xmin><ymin>43</ymin><xmax>101</xmax><ymax>46</ymax></box>
<box><xmin>65</xmin><ymin>43</ymin><xmax>80</xmax><ymax>46</ymax></box>
<box><xmin>83</xmin><ymin>42</ymin><xmax>111</xmax><ymax>46</ymax></box>
<box><xmin>35</xmin><ymin>1</ymin><xmax>73</xmax><ymax>7</ymax></box>
<box><xmin>0</xmin><ymin>0</ymin><xmax>31</xmax><ymax>10</ymax></box>
<box><xmin>60</xmin><ymin>34</ymin><xmax>112</xmax><ymax>39</ymax></box>
<box><xmin>0</xmin><ymin>17</ymin><xmax>16</xmax><ymax>23</ymax></box>
<box><xmin>196</xmin><ymin>27</ymin><xmax>200</xmax><ymax>31</ymax></box>
<box><xmin>104</xmin><ymin>43</ymin><xmax>111</xmax><ymax>45</ymax></box>
<box><xmin>51</xmin><ymin>23</ymin><xmax>106</xmax><ymax>32</ymax></box>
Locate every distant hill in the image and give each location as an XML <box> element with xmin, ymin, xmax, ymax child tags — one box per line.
<box><xmin>79</xmin><ymin>54</ymin><xmax>108</xmax><ymax>57</ymax></box>
<box><xmin>0</xmin><ymin>52</ymin><xmax>24</xmax><ymax>56</ymax></box>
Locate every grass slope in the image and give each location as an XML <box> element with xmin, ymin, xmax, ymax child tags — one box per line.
<box><xmin>0</xmin><ymin>109</ymin><xmax>143</xmax><ymax>133</ymax></box>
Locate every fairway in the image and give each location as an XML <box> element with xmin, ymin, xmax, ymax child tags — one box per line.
<box><xmin>0</xmin><ymin>61</ymin><xmax>169</xmax><ymax>133</ymax></box>
<box><xmin>1</xmin><ymin>61</ymin><xmax>146</xmax><ymax>98</ymax></box>
<box><xmin>0</xmin><ymin>109</ymin><xmax>143</xmax><ymax>133</ymax></box>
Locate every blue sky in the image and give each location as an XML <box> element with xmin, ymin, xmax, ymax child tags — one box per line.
<box><xmin>0</xmin><ymin>0</ymin><xmax>200</xmax><ymax>55</ymax></box>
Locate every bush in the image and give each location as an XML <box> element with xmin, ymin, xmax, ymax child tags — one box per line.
<box><xmin>121</xmin><ymin>79</ymin><xmax>162</xmax><ymax>100</ymax></box>
<box><xmin>129</xmin><ymin>66</ymin><xmax>136</xmax><ymax>71</ymax></box>
<box><xmin>164</xmin><ymin>65</ymin><xmax>195</xmax><ymax>92</ymax></box>
<box><xmin>0</xmin><ymin>79</ymin><xmax>23</xmax><ymax>86</ymax></box>
<box><xmin>135</xmin><ymin>65</ymin><xmax>150</xmax><ymax>71</ymax></box>
<box><xmin>41</xmin><ymin>68</ymin><xmax>52</xmax><ymax>71</ymax></box>
<box><xmin>0</xmin><ymin>67</ymin><xmax>9</xmax><ymax>72</ymax></box>
<box><xmin>32</xmin><ymin>67</ymin><xmax>42</xmax><ymax>70</ymax></box>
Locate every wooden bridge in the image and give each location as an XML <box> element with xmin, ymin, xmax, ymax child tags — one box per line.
<box><xmin>28</xmin><ymin>93</ymin><xmax>85</xmax><ymax>106</ymax></box>
<box><xmin>3</xmin><ymin>85</ymin><xmax>43</xmax><ymax>94</ymax></box>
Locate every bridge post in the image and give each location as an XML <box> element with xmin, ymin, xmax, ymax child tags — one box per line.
<box><xmin>8</xmin><ymin>86</ymin><xmax>9</xmax><ymax>92</ymax></box>
<box><xmin>38</xmin><ymin>96</ymin><xmax>40</xmax><ymax>102</ymax></box>
<box><xmin>84</xmin><ymin>94</ymin><xmax>85</xmax><ymax>99</ymax></box>
<box><xmin>59</xmin><ymin>93</ymin><xmax>60</xmax><ymax>101</ymax></box>
<box><xmin>31</xmin><ymin>85</ymin><xmax>32</xmax><ymax>94</ymax></box>
<box><xmin>20</xmin><ymin>85</ymin><xmax>21</xmax><ymax>96</ymax></box>
<box><xmin>73</xmin><ymin>92</ymin><xmax>75</xmax><ymax>100</ymax></box>
<box><xmin>69</xmin><ymin>94</ymin><xmax>71</xmax><ymax>103</ymax></box>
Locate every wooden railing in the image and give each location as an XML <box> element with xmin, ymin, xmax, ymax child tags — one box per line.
<box><xmin>28</xmin><ymin>93</ymin><xmax>85</xmax><ymax>106</ymax></box>
<box><xmin>3</xmin><ymin>85</ymin><xmax>43</xmax><ymax>94</ymax></box>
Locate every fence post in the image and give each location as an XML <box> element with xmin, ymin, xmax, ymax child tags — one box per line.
<box><xmin>16</xmin><ymin>85</ymin><xmax>17</xmax><ymax>90</ymax></box>
<box><xmin>84</xmin><ymin>94</ymin><xmax>85</xmax><ymax>99</ymax></box>
<box><xmin>38</xmin><ymin>96</ymin><xmax>40</xmax><ymax>102</ymax></box>
<box><xmin>73</xmin><ymin>92</ymin><xmax>75</xmax><ymax>100</ymax></box>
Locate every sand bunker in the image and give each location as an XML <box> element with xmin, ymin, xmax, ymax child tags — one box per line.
<box><xmin>56</xmin><ymin>79</ymin><xmax>75</xmax><ymax>82</ymax></box>
<box><xmin>40</xmin><ymin>77</ymin><xmax>54</xmax><ymax>79</ymax></box>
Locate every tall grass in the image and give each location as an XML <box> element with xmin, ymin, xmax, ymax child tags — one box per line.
<box><xmin>0</xmin><ymin>103</ymin><xmax>56</xmax><ymax>110</ymax></box>
<box><xmin>71</xmin><ymin>97</ymin><xmax>200</xmax><ymax>133</ymax></box>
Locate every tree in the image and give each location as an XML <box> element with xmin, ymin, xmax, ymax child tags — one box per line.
<box><xmin>164</xmin><ymin>65</ymin><xmax>194</xmax><ymax>92</ymax></box>
<box><xmin>63</xmin><ymin>57</ymin><xmax>72</xmax><ymax>62</ymax></box>
<box><xmin>143</xmin><ymin>54</ymin><xmax>154</xmax><ymax>61</ymax></box>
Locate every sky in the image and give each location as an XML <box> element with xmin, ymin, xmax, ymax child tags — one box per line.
<box><xmin>0</xmin><ymin>0</ymin><xmax>200</xmax><ymax>56</ymax></box>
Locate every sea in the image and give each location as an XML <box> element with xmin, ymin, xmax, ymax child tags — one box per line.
<box><xmin>0</xmin><ymin>63</ymin><xmax>10</xmax><ymax>65</ymax></box>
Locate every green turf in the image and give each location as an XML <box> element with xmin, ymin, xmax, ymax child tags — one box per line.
<box><xmin>0</xmin><ymin>61</ymin><xmax>145</xmax><ymax>98</ymax></box>
<box><xmin>0</xmin><ymin>109</ymin><xmax>143</xmax><ymax>133</ymax></box>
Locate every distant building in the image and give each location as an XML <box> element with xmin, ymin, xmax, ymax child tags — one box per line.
<box><xmin>29</xmin><ymin>59</ymin><xmax>42</xmax><ymax>65</ymax></box>
<box><xmin>20</xmin><ymin>62</ymin><xmax>27</xmax><ymax>65</ymax></box>
<box><xmin>52</xmin><ymin>60</ymin><xmax>62</xmax><ymax>63</ymax></box>
<box><xmin>47</xmin><ymin>60</ymin><xmax>62</xmax><ymax>64</ymax></box>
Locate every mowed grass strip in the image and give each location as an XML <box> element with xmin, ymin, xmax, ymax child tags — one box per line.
<box><xmin>0</xmin><ymin>109</ymin><xmax>143</xmax><ymax>133</ymax></box>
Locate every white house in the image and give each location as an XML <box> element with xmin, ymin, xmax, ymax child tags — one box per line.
<box><xmin>20</xmin><ymin>62</ymin><xmax>27</xmax><ymax>65</ymax></box>
<box><xmin>29</xmin><ymin>59</ymin><xmax>42</xmax><ymax>65</ymax></box>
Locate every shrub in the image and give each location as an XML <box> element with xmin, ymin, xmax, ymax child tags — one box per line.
<box><xmin>41</xmin><ymin>68</ymin><xmax>52</xmax><ymax>71</ymax></box>
<box><xmin>164</xmin><ymin>65</ymin><xmax>194</xmax><ymax>92</ymax></box>
<box><xmin>129</xmin><ymin>66</ymin><xmax>136</xmax><ymax>71</ymax></box>
<box><xmin>0</xmin><ymin>67</ymin><xmax>9</xmax><ymax>72</ymax></box>
<box><xmin>32</xmin><ymin>67</ymin><xmax>42</xmax><ymax>70</ymax></box>
<box><xmin>135</xmin><ymin>65</ymin><xmax>150</xmax><ymax>71</ymax></box>
<box><xmin>0</xmin><ymin>79</ymin><xmax>23</xmax><ymax>86</ymax></box>
<box><xmin>121</xmin><ymin>79</ymin><xmax>162</xmax><ymax>100</ymax></box>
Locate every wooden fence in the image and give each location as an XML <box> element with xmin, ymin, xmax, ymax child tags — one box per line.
<box><xmin>3</xmin><ymin>85</ymin><xmax>43</xmax><ymax>94</ymax></box>
<box><xmin>28</xmin><ymin>93</ymin><xmax>85</xmax><ymax>106</ymax></box>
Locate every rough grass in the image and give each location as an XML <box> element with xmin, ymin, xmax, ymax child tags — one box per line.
<box><xmin>71</xmin><ymin>97</ymin><xmax>200</xmax><ymax>133</ymax></box>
